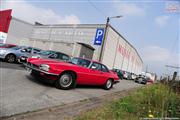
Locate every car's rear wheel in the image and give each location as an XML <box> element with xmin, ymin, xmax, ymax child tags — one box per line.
<box><xmin>103</xmin><ymin>79</ymin><xmax>113</xmax><ymax>90</ymax></box>
<box><xmin>5</xmin><ymin>54</ymin><xmax>16</xmax><ymax>63</ymax></box>
<box><xmin>55</xmin><ymin>73</ymin><xmax>75</xmax><ymax>90</ymax></box>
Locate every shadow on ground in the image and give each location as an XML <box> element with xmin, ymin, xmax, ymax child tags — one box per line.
<box><xmin>26</xmin><ymin>74</ymin><xmax>103</xmax><ymax>90</ymax></box>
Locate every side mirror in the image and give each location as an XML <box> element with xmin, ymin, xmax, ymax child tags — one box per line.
<box><xmin>21</xmin><ymin>49</ymin><xmax>26</xmax><ymax>52</ymax></box>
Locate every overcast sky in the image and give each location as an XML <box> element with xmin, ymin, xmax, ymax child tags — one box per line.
<box><xmin>1</xmin><ymin>0</ymin><xmax>180</xmax><ymax>76</ymax></box>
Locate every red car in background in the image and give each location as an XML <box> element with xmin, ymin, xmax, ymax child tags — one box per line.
<box><xmin>25</xmin><ymin>57</ymin><xmax>119</xmax><ymax>90</ymax></box>
<box><xmin>0</xmin><ymin>43</ymin><xmax>17</xmax><ymax>48</ymax></box>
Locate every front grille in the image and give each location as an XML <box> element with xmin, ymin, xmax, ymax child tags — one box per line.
<box><xmin>27</xmin><ymin>62</ymin><xmax>39</xmax><ymax>69</ymax></box>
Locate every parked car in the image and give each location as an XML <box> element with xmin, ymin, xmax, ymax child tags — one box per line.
<box><xmin>18</xmin><ymin>47</ymin><xmax>43</xmax><ymax>63</ymax></box>
<box><xmin>0</xmin><ymin>46</ymin><xmax>42</xmax><ymax>63</ymax></box>
<box><xmin>25</xmin><ymin>57</ymin><xmax>119</xmax><ymax>90</ymax></box>
<box><xmin>131</xmin><ymin>73</ymin><xmax>137</xmax><ymax>80</ymax></box>
<box><xmin>112</xmin><ymin>68</ymin><xmax>124</xmax><ymax>79</ymax></box>
<box><xmin>0</xmin><ymin>43</ymin><xmax>17</xmax><ymax>48</ymax></box>
<box><xmin>135</xmin><ymin>75</ymin><xmax>148</xmax><ymax>84</ymax></box>
<box><xmin>126</xmin><ymin>72</ymin><xmax>133</xmax><ymax>80</ymax></box>
<box><xmin>123</xmin><ymin>71</ymin><xmax>135</xmax><ymax>80</ymax></box>
<box><xmin>19</xmin><ymin>50</ymin><xmax>70</xmax><ymax>63</ymax></box>
<box><xmin>32</xmin><ymin>50</ymin><xmax>70</xmax><ymax>61</ymax></box>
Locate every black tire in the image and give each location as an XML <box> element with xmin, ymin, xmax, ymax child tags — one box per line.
<box><xmin>55</xmin><ymin>72</ymin><xmax>76</xmax><ymax>90</ymax></box>
<box><xmin>5</xmin><ymin>54</ymin><xmax>16</xmax><ymax>63</ymax></box>
<box><xmin>103</xmin><ymin>79</ymin><xmax>113</xmax><ymax>90</ymax></box>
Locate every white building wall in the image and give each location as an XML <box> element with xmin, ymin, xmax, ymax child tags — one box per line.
<box><xmin>101</xmin><ymin>27</ymin><xmax>119</xmax><ymax>68</ymax></box>
<box><xmin>6</xmin><ymin>17</ymin><xmax>33</xmax><ymax>45</ymax></box>
<box><xmin>113</xmin><ymin>37</ymin><xmax>126</xmax><ymax>69</ymax></box>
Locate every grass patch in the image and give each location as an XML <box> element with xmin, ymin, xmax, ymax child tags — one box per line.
<box><xmin>75</xmin><ymin>84</ymin><xmax>180</xmax><ymax>120</ymax></box>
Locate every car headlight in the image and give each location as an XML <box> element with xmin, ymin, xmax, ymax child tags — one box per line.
<box><xmin>0</xmin><ymin>50</ymin><xmax>6</xmax><ymax>54</ymax></box>
<box><xmin>31</xmin><ymin>55</ymin><xmax>40</xmax><ymax>58</ymax></box>
<box><xmin>39</xmin><ymin>64</ymin><xmax>50</xmax><ymax>71</ymax></box>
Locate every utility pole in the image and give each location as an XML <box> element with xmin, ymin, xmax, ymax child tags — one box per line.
<box><xmin>98</xmin><ymin>17</ymin><xmax>109</xmax><ymax>62</ymax></box>
<box><xmin>165</xmin><ymin>65</ymin><xmax>180</xmax><ymax>80</ymax></box>
<box><xmin>99</xmin><ymin>15</ymin><xmax>122</xmax><ymax>62</ymax></box>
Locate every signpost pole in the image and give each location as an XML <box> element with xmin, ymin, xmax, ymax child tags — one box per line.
<box><xmin>98</xmin><ymin>16</ymin><xmax>122</xmax><ymax>62</ymax></box>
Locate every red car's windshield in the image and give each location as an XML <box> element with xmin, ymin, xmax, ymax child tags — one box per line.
<box><xmin>71</xmin><ymin>58</ymin><xmax>91</xmax><ymax>68</ymax></box>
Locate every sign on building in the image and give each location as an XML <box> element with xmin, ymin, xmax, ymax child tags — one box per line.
<box><xmin>93</xmin><ymin>28</ymin><xmax>104</xmax><ymax>45</ymax></box>
<box><xmin>0</xmin><ymin>9</ymin><xmax>12</xmax><ymax>43</ymax></box>
<box><xmin>0</xmin><ymin>32</ymin><xmax>7</xmax><ymax>43</ymax></box>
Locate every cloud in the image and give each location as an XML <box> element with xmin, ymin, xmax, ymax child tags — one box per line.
<box><xmin>114</xmin><ymin>3</ymin><xmax>146</xmax><ymax>16</ymax></box>
<box><xmin>155</xmin><ymin>15</ymin><xmax>170</xmax><ymax>27</ymax></box>
<box><xmin>1</xmin><ymin>0</ymin><xmax>80</xmax><ymax>24</ymax></box>
<box><xmin>142</xmin><ymin>46</ymin><xmax>170</xmax><ymax>62</ymax></box>
<box><xmin>141</xmin><ymin>45</ymin><xmax>180</xmax><ymax>67</ymax></box>
<box><xmin>141</xmin><ymin>46</ymin><xmax>180</xmax><ymax>75</ymax></box>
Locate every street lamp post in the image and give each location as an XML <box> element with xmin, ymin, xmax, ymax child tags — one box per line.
<box><xmin>99</xmin><ymin>15</ymin><xmax>122</xmax><ymax>62</ymax></box>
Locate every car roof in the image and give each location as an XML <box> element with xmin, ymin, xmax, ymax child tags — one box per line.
<box><xmin>25</xmin><ymin>46</ymin><xmax>42</xmax><ymax>50</ymax></box>
<box><xmin>74</xmin><ymin>57</ymin><xmax>102</xmax><ymax>64</ymax></box>
<box><xmin>45</xmin><ymin>50</ymin><xmax>69</xmax><ymax>56</ymax></box>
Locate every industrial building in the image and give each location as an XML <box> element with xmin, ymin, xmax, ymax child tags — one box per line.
<box><xmin>1</xmin><ymin>9</ymin><xmax>143</xmax><ymax>74</ymax></box>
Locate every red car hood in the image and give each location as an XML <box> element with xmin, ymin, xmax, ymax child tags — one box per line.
<box><xmin>28</xmin><ymin>58</ymin><xmax>72</xmax><ymax>66</ymax></box>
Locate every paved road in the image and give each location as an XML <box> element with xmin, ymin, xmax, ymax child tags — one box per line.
<box><xmin>0</xmin><ymin>61</ymin><xmax>142</xmax><ymax>117</ymax></box>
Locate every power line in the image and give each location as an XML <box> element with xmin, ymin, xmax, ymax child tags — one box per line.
<box><xmin>87</xmin><ymin>0</ymin><xmax>107</xmax><ymax>18</ymax></box>
<box><xmin>165</xmin><ymin>65</ymin><xmax>180</xmax><ymax>69</ymax></box>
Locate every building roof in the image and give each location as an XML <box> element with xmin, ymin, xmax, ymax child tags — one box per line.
<box><xmin>33</xmin><ymin>23</ymin><xmax>106</xmax><ymax>29</ymax></box>
<box><xmin>77</xmin><ymin>42</ymin><xmax>95</xmax><ymax>50</ymax></box>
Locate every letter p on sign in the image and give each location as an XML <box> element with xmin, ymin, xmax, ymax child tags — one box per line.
<box><xmin>94</xmin><ymin>28</ymin><xmax>104</xmax><ymax>46</ymax></box>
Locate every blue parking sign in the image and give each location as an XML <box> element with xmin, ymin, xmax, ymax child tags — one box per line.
<box><xmin>94</xmin><ymin>28</ymin><xmax>104</xmax><ymax>45</ymax></box>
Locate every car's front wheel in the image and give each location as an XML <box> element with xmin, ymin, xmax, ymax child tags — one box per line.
<box><xmin>55</xmin><ymin>73</ymin><xmax>75</xmax><ymax>90</ymax></box>
<box><xmin>103</xmin><ymin>79</ymin><xmax>113</xmax><ymax>90</ymax></box>
<box><xmin>5</xmin><ymin>54</ymin><xmax>16</xmax><ymax>63</ymax></box>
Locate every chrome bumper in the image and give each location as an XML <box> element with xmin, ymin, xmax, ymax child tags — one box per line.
<box><xmin>24</xmin><ymin>63</ymin><xmax>59</xmax><ymax>76</ymax></box>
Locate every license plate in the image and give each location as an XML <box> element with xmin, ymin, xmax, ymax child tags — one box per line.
<box><xmin>26</xmin><ymin>67</ymin><xmax>32</xmax><ymax>73</ymax></box>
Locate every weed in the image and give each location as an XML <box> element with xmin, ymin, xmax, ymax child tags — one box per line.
<box><xmin>75</xmin><ymin>84</ymin><xmax>180</xmax><ymax>120</ymax></box>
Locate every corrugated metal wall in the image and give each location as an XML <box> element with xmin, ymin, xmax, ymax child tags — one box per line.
<box><xmin>102</xmin><ymin>26</ymin><xmax>143</xmax><ymax>74</ymax></box>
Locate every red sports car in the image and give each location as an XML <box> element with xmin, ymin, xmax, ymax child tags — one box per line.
<box><xmin>25</xmin><ymin>57</ymin><xmax>119</xmax><ymax>90</ymax></box>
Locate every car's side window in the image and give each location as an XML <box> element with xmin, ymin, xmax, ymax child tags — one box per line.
<box><xmin>62</xmin><ymin>55</ymin><xmax>69</xmax><ymax>61</ymax></box>
<box><xmin>101</xmin><ymin>64</ymin><xmax>109</xmax><ymax>72</ymax></box>
<box><xmin>56</xmin><ymin>53</ymin><xmax>63</xmax><ymax>59</ymax></box>
<box><xmin>90</xmin><ymin>62</ymin><xmax>101</xmax><ymax>71</ymax></box>
<box><xmin>33</xmin><ymin>49</ymin><xmax>41</xmax><ymax>54</ymax></box>
<box><xmin>22</xmin><ymin>48</ymin><xmax>32</xmax><ymax>53</ymax></box>
<box><xmin>49</xmin><ymin>53</ymin><xmax>57</xmax><ymax>59</ymax></box>
<box><xmin>56</xmin><ymin>53</ymin><xmax>68</xmax><ymax>60</ymax></box>
<box><xmin>78</xmin><ymin>60</ymin><xmax>89</xmax><ymax>67</ymax></box>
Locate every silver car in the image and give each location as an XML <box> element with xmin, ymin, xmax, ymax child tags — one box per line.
<box><xmin>0</xmin><ymin>46</ymin><xmax>42</xmax><ymax>63</ymax></box>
